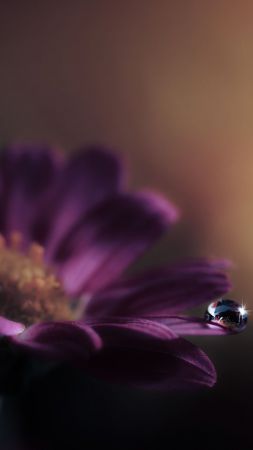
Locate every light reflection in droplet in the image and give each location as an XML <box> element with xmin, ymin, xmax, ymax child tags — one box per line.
<box><xmin>205</xmin><ymin>298</ymin><xmax>248</xmax><ymax>331</ymax></box>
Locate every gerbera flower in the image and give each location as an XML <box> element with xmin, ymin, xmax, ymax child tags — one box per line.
<box><xmin>0</xmin><ymin>144</ymin><xmax>238</xmax><ymax>390</ymax></box>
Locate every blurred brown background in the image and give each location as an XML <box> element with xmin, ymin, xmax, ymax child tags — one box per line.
<box><xmin>0</xmin><ymin>2</ymin><xmax>252</xmax><ymax>449</ymax></box>
<box><xmin>0</xmin><ymin>1</ymin><xmax>252</xmax><ymax>306</ymax></box>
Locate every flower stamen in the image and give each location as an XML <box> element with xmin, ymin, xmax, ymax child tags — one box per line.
<box><xmin>10</xmin><ymin>231</ymin><xmax>23</xmax><ymax>250</ymax></box>
<box><xmin>29</xmin><ymin>242</ymin><xmax>44</xmax><ymax>264</ymax></box>
<box><xmin>0</xmin><ymin>234</ymin><xmax>6</xmax><ymax>249</ymax></box>
<box><xmin>0</xmin><ymin>232</ymin><xmax>74</xmax><ymax>326</ymax></box>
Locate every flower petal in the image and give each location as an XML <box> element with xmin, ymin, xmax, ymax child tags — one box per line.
<box><xmin>54</xmin><ymin>191</ymin><xmax>179</xmax><ymax>295</ymax></box>
<box><xmin>11</xmin><ymin>321</ymin><xmax>102</xmax><ymax>366</ymax></box>
<box><xmin>87</xmin><ymin>318</ymin><xmax>216</xmax><ymax>389</ymax></box>
<box><xmin>88</xmin><ymin>317</ymin><xmax>177</xmax><ymax>340</ymax></box>
<box><xmin>149</xmin><ymin>315</ymin><xmax>232</xmax><ymax>335</ymax></box>
<box><xmin>0</xmin><ymin>145</ymin><xmax>63</xmax><ymax>243</ymax></box>
<box><xmin>0</xmin><ymin>317</ymin><xmax>25</xmax><ymax>336</ymax></box>
<box><xmin>32</xmin><ymin>147</ymin><xmax>125</xmax><ymax>255</ymax></box>
<box><xmin>86</xmin><ymin>259</ymin><xmax>231</xmax><ymax>318</ymax></box>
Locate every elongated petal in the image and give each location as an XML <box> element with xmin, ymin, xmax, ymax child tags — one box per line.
<box><xmin>0</xmin><ymin>317</ymin><xmax>25</xmax><ymax>336</ymax></box>
<box><xmin>11</xmin><ymin>321</ymin><xmax>102</xmax><ymax>366</ymax></box>
<box><xmin>33</xmin><ymin>147</ymin><xmax>125</xmax><ymax>255</ymax></box>
<box><xmin>87</xmin><ymin>317</ymin><xmax>177</xmax><ymax>340</ymax></box>
<box><xmin>86</xmin><ymin>259</ymin><xmax>231</xmax><ymax>319</ymax></box>
<box><xmin>149</xmin><ymin>315</ymin><xmax>232</xmax><ymax>335</ymax></box>
<box><xmin>87</xmin><ymin>318</ymin><xmax>216</xmax><ymax>389</ymax></box>
<box><xmin>54</xmin><ymin>191</ymin><xmax>179</xmax><ymax>295</ymax></box>
<box><xmin>0</xmin><ymin>145</ymin><xmax>63</xmax><ymax>243</ymax></box>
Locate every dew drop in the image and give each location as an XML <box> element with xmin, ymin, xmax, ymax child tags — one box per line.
<box><xmin>205</xmin><ymin>299</ymin><xmax>248</xmax><ymax>331</ymax></box>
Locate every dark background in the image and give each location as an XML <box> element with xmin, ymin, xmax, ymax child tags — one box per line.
<box><xmin>0</xmin><ymin>2</ymin><xmax>252</xmax><ymax>449</ymax></box>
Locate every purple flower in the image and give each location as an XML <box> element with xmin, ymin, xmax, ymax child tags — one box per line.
<box><xmin>0</xmin><ymin>144</ymin><xmax>234</xmax><ymax>390</ymax></box>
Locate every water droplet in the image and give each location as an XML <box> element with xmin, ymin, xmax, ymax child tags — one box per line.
<box><xmin>205</xmin><ymin>299</ymin><xmax>248</xmax><ymax>331</ymax></box>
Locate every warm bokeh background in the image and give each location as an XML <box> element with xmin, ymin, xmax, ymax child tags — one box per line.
<box><xmin>0</xmin><ymin>1</ymin><xmax>252</xmax><ymax>304</ymax></box>
<box><xmin>0</xmin><ymin>2</ymin><xmax>252</xmax><ymax>449</ymax></box>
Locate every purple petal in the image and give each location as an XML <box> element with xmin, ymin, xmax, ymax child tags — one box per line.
<box><xmin>86</xmin><ymin>259</ymin><xmax>231</xmax><ymax>319</ymax></box>
<box><xmin>54</xmin><ymin>191</ymin><xmax>179</xmax><ymax>295</ymax></box>
<box><xmin>88</xmin><ymin>317</ymin><xmax>177</xmax><ymax>340</ymax></box>
<box><xmin>11</xmin><ymin>321</ymin><xmax>102</xmax><ymax>366</ymax></box>
<box><xmin>87</xmin><ymin>318</ymin><xmax>216</xmax><ymax>389</ymax></box>
<box><xmin>0</xmin><ymin>317</ymin><xmax>25</xmax><ymax>336</ymax></box>
<box><xmin>149</xmin><ymin>315</ymin><xmax>232</xmax><ymax>335</ymax></box>
<box><xmin>0</xmin><ymin>144</ymin><xmax>64</xmax><ymax>244</ymax></box>
<box><xmin>32</xmin><ymin>147</ymin><xmax>125</xmax><ymax>255</ymax></box>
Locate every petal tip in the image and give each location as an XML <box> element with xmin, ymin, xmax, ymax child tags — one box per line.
<box><xmin>137</xmin><ymin>190</ymin><xmax>180</xmax><ymax>225</ymax></box>
<box><xmin>0</xmin><ymin>317</ymin><xmax>25</xmax><ymax>336</ymax></box>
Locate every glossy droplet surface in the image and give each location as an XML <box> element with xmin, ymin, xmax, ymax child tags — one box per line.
<box><xmin>205</xmin><ymin>299</ymin><xmax>248</xmax><ymax>331</ymax></box>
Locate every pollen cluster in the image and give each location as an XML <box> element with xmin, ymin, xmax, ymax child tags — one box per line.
<box><xmin>0</xmin><ymin>232</ymin><xmax>73</xmax><ymax>326</ymax></box>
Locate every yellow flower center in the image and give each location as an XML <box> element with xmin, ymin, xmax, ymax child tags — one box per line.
<box><xmin>0</xmin><ymin>232</ymin><xmax>74</xmax><ymax>326</ymax></box>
